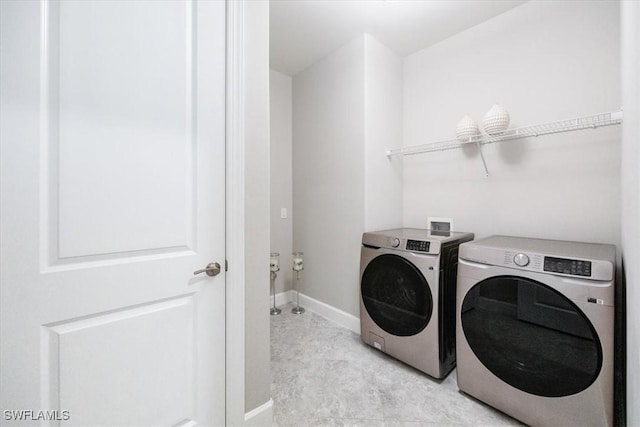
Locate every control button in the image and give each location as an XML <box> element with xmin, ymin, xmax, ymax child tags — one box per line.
<box><xmin>390</xmin><ymin>237</ymin><xmax>400</xmax><ymax>248</ymax></box>
<box><xmin>513</xmin><ymin>253</ymin><xmax>530</xmax><ymax>267</ymax></box>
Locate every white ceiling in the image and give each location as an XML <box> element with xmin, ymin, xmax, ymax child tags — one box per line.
<box><xmin>270</xmin><ymin>0</ymin><xmax>528</xmax><ymax>76</ymax></box>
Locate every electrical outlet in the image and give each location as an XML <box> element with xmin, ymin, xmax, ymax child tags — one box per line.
<box><xmin>280</xmin><ymin>208</ymin><xmax>288</xmax><ymax>219</ymax></box>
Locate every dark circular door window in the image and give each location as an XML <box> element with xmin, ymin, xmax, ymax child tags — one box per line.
<box><xmin>361</xmin><ymin>254</ymin><xmax>432</xmax><ymax>336</ymax></box>
<box><xmin>461</xmin><ymin>275</ymin><xmax>602</xmax><ymax>397</ymax></box>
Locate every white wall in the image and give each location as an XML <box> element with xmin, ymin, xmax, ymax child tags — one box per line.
<box><xmin>364</xmin><ymin>35</ymin><xmax>403</xmax><ymax>231</ymax></box>
<box><xmin>243</xmin><ymin>0</ymin><xmax>271</xmax><ymax>415</ymax></box>
<box><xmin>293</xmin><ymin>36</ymin><xmax>366</xmax><ymax>317</ymax></box>
<box><xmin>293</xmin><ymin>35</ymin><xmax>403</xmax><ymax>317</ymax></box>
<box><xmin>621</xmin><ymin>2</ymin><xmax>640</xmax><ymax>425</ymax></box>
<box><xmin>270</xmin><ymin>70</ymin><xmax>293</xmax><ymax>293</ymax></box>
<box><xmin>403</xmin><ymin>1</ymin><xmax>620</xmax><ymax>248</ymax></box>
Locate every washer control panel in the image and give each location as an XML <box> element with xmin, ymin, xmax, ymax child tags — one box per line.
<box><xmin>544</xmin><ymin>256</ymin><xmax>592</xmax><ymax>277</ymax></box>
<box><xmin>458</xmin><ymin>237</ymin><xmax>614</xmax><ymax>282</ymax></box>
<box><xmin>501</xmin><ymin>251</ymin><xmax>592</xmax><ymax>278</ymax></box>
<box><xmin>406</xmin><ymin>239</ymin><xmax>430</xmax><ymax>252</ymax></box>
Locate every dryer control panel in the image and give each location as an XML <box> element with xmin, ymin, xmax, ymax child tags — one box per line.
<box><xmin>543</xmin><ymin>256</ymin><xmax>592</xmax><ymax>277</ymax></box>
<box><xmin>459</xmin><ymin>239</ymin><xmax>614</xmax><ymax>282</ymax></box>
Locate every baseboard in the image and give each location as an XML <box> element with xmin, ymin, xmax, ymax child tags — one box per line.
<box><xmin>273</xmin><ymin>290</ymin><xmax>361</xmax><ymax>334</ymax></box>
<box><xmin>244</xmin><ymin>398</ymin><xmax>273</xmax><ymax>426</ymax></box>
<box><xmin>297</xmin><ymin>292</ymin><xmax>361</xmax><ymax>334</ymax></box>
<box><xmin>274</xmin><ymin>289</ymin><xmax>293</xmax><ymax>307</ymax></box>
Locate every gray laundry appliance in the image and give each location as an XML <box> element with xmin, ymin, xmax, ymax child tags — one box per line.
<box><xmin>456</xmin><ymin>235</ymin><xmax>616</xmax><ymax>426</ymax></box>
<box><xmin>359</xmin><ymin>228</ymin><xmax>474</xmax><ymax>379</ymax></box>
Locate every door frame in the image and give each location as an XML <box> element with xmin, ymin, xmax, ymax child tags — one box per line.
<box><xmin>225</xmin><ymin>1</ymin><xmax>246</xmax><ymax>425</ymax></box>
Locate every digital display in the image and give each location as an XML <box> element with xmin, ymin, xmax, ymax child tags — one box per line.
<box><xmin>406</xmin><ymin>240</ymin><xmax>430</xmax><ymax>252</ymax></box>
<box><xmin>543</xmin><ymin>256</ymin><xmax>591</xmax><ymax>277</ymax></box>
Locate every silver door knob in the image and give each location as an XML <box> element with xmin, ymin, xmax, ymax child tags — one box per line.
<box><xmin>193</xmin><ymin>262</ymin><xmax>221</xmax><ymax>277</ymax></box>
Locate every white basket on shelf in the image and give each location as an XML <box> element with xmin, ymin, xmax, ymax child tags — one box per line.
<box><xmin>482</xmin><ymin>104</ymin><xmax>510</xmax><ymax>135</ymax></box>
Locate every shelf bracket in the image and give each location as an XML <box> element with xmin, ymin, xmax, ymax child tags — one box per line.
<box><xmin>477</xmin><ymin>141</ymin><xmax>489</xmax><ymax>176</ymax></box>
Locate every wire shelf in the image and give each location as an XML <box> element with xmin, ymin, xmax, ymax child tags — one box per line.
<box><xmin>386</xmin><ymin>110</ymin><xmax>623</xmax><ymax>158</ymax></box>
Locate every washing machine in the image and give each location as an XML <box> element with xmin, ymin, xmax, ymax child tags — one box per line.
<box><xmin>456</xmin><ymin>235</ymin><xmax>616</xmax><ymax>426</ymax></box>
<box><xmin>360</xmin><ymin>228</ymin><xmax>474</xmax><ymax>379</ymax></box>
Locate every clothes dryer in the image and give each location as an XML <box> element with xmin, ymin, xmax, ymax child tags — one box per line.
<box><xmin>360</xmin><ymin>228</ymin><xmax>474</xmax><ymax>379</ymax></box>
<box><xmin>456</xmin><ymin>235</ymin><xmax>616</xmax><ymax>426</ymax></box>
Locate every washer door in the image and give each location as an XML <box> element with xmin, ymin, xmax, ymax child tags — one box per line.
<box><xmin>361</xmin><ymin>253</ymin><xmax>433</xmax><ymax>337</ymax></box>
<box><xmin>461</xmin><ymin>275</ymin><xmax>602</xmax><ymax>397</ymax></box>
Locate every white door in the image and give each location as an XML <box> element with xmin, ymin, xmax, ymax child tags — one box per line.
<box><xmin>0</xmin><ymin>1</ymin><xmax>226</xmax><ymax>425</ymax></box>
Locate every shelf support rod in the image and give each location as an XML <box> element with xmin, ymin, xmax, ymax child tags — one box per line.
<box><xmin>476</xmin><ymin>141</ymin><xmax>489</xmax><ymax>177</ymax></box>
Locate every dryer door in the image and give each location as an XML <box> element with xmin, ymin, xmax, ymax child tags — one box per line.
<box><xmin>361</xmin><ymin>254</ymin><xmax>433</xmax><ymax>337</ymax></box>
<box><xmin>460</xmin><ymin>275</ymin><xmax>602</xmax><ymax>397</ymax></box>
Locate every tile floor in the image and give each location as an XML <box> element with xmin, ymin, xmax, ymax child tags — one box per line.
<box><xmin>270</xmin><ymin>303</ymin><xmax>523</xmax><ymax>426</ymax></box>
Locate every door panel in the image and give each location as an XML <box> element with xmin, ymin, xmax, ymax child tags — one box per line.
<box><xmin>48</xmin><ymin>0</ymin><xmax>196</xmax><ymax>261</ymax></box>
<box><xmin>44</xmin><ymin>296</ymin><xmax>195</xmax><ymax>425</ymax></box>
<box><xmin>0</xmin><ymin>1</ymin><xmax>226</xmax><ymax>425</ymax></box>
<box><xmin>461</xmin><ymin>275</ymin><xmax>601</xmax><ymax>397</ymax></box>
<box><xmin>361</xmin><ymin>253</ymin><xmax>433</xmax><ymax>336</ymax></box>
